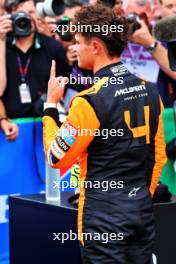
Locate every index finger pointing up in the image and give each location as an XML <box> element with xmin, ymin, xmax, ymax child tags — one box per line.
<box><xmin>50</xmin><ymin>60</ymin><xmax>56</xmax><ymax>78</ymax></box>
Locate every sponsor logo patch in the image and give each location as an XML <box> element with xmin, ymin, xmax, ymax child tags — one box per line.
<box><xmin>110</xmin><ymin>65</ymin><xmax>129</xmax><ymax>76</ymax></box>
<box><xmin>56</xmin><ymin>136</ymin><xmax>70</xmax><ymax>152</ymax></box>
<box><xmin>51</xmin><ymin>140</ymin><xmax>65</xmax><ymax>159</ymax></box>
<box><xmin>64</xmin><ymin>121</ymin><xmax>78</xmax><ymax>137</ymax></box>
<box><xmin>60</xmin><ymin>128</ymin><xmax>76</xmax><ymax>146</ymax></box>
<box><xmin>115</xmin><ymin>84</ymin><xmax>146</xmax><ymax>97</ymax></box>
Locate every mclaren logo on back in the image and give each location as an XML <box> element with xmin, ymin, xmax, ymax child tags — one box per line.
<box><xmin>115</xmin><ymin>84</ymin><xmax>146</xmax><ymax>97</ymax></box>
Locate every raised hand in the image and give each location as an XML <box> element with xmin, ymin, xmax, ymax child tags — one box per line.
<box><xmin>47</xmin><ymin>60</ymin><xmax>68</xmax><ymax>104</ymax></box>
<box><xmin>129</xmin><ymin>20</ymin><xmax>155</xmax><ymax>48</ymax></box>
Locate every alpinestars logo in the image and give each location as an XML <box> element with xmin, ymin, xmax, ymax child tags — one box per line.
<box><xmin>128</xmin><ymin>187</ymin><xmax>141</xmax><ymax>198</ymax></box>
<box><xmin>115</xmin><ymin>84</ymin><xmax>146</xmax><ymax>97</ymax></box>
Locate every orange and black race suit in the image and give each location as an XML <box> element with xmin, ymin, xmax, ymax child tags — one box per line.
<box><xmin>43</xmin><ymin>62</ymin><xmax>167</xmax><ymax>264</ymax></box>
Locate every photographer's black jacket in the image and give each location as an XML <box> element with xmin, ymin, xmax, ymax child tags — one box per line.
<box><xmin>2</xmin><ymin>33</ymin><xmax>70</xmax><ymax>118</ymax></box>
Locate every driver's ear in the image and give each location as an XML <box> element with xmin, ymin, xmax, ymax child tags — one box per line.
<box><xmin>92</xmin><ymin>40</ymin><xmax>101</xmax><ymax>55</ymax></box>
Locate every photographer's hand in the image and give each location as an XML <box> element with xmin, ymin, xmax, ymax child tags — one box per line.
<box><xmin>129</xmin><ymin>20</ymin><xmax>176</xmax><ymax>80</ymax></box>
<box><xmin>1</xmin><ymin>120</ymin><xmax>19</xmax><ymax>141</ymax></box>
<box><xmin>47</xmin><ymin>60</ymin><xmax>67</xmax><ymax>104</ymax></box>
<box><xmin>0</xmin><ymin>14</ymin><xmax>12</xmax><ymax>95</ymax></box>
<box><xmin>0</xmin><ymin>14</ymin><xmax>12</xmax><ymax>41</ymax></box>
<box><xmin>129</xmin><ymin>20</ymin><xmax>155</xmax><ymax>48</ymax></box>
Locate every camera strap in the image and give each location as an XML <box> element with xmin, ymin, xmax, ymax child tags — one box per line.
<box><xmin>16</xmin><ymin>53</ymin><xmax>32</xmax><ymax>83</ymax></box>
<box><xmin>127</xmin><ymin>43</ymin><xmax>144</xmax><ymax>76</ymax></box>
<box><xmin>16</xmin><ymin>53</ymin><xmax>32</xmax><ymax>104</ymax></box>
<box><xmin>128</xmin><ymin>43</ymin><xmax>144</xmax><ymax>61</ymax></box>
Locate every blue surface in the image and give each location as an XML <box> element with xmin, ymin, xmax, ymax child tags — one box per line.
<box><xmin>0</xmin><ymin>118</ymin><xmax>73</xmax><ymax>263</ymax></box>
<box><xmin>0</xmin><ymin>119</ymin><xmax>45</xmax><ymax>263</ymax></box>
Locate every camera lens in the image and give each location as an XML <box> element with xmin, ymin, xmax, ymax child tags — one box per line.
<box><xmin>16</xmin><ymin>18</ymin><xmax>29</xmax><ymax>30</ymax></box>
<box><xmin>12</xmin><ymin>12</ymin><xmax>32</xmax><ymax>37</ymax></box>
<box><xmin>126</xmin><ymin>12</ymin><xmax>141</xmax><ymax>35</ymax></box>
<box><xmin>56</xmin><ymin>16</ymin><xmax>72</xmax><ymax>42</ymax></box>
<box><xmin>36</xmin><ymin>0</ymin><xmax>65</xmax><ymax>17</ymax></box>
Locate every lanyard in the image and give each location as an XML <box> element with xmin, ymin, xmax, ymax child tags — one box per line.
<box><xmin>128</xmin><ymin>43</ymin><xmax>144</xmax><ymax>61</ymax></box>
<box><xmin>16</xmin><ymin>53</ymin><xmax>32</xmax><ymax>83</ymax></box>
<box><xmin>128</xmin><ymin>43</ymin><xmax>144</xmax><ymax>76</ymax></box>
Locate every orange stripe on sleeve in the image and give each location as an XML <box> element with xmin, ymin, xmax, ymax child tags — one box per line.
<box><xmin>149</xmin><ymin>99</ymin><xmax>167</xmax><ymax>196</ymax></box>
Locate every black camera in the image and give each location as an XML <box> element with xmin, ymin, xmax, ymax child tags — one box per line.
<box><xmin>56</xmin><ymin>16</ymin><xmax>72</xmax><ymax>42</ymax></box>
<box><xmin>126</xmin><ymin>12</ymin><xmax>141</xmax><ymax>35</ymax></box>
<box><xmin>126</xmin><ymin>12</ymin><xmax>152</xmax><ymax>36</ymax></box>
<box><xmin>11</xmin><ymin>11</ymin><xmax>32</xmax><ymax>37</ymax></box>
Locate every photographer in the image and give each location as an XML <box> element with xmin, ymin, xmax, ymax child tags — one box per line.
<box><xmin>125</xmin><ymin>0</ymin><xmax>176</xmax><ymax>107</ymax></box>
<box><xmin>0</xmin><ymin>0</ymin><xmax>18</xmax><ymax>140</ymax></box>
<box><xmin>0</xmin><ymin>0</ymin><xmax>70</xmax><ymax>140</ymax></box>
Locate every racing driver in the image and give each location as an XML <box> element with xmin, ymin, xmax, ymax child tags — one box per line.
<box><xmin>42</xmin><ymin>4</ymin><xmax>167</xmax><ymax>264</ymax></box>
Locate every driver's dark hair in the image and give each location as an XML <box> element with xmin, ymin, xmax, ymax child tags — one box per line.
<box><xmin>72</xmin><ymin>4</ymin><xmax>130</xmax><ymax>57</ymax></box>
